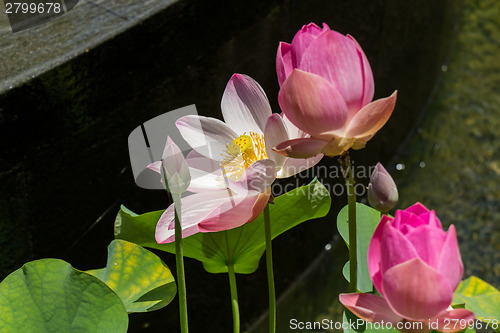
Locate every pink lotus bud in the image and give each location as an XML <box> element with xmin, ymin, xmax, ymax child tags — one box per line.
<box><xmin>274</xmin><ymin>23</ymin><xmax>397</xmax><ymax>158</ymax></box>
<box><xmin>340</xmin><ymin>203</ymin><xmax>474</xmax><ymax>332</ymax></box>
<box><xmin>367</xmin><ymin>162</ymin><xmax>398</xmax><ymax>212</ymax></box>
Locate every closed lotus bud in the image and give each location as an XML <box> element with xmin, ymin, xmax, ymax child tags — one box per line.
<box><xmin>367</xmin><ymin>162</ymin><xmax>398</xmax><ymax>212</ymax></box>
<box><xmin>161</xmin><ymin>137</ymin><xmax>191</xmax><ymax>194</ymax></box>
<box><xmin>148</xmin><ymin>136</ymin><xmax>191</xmax><ymax>194</ymax></box>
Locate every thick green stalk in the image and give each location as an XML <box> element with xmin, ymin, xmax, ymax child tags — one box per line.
<box><xmin>227</xmin><ymin>264</ymin><xmax>240</xmax><ymax>333</ymax></box>
<box><xmin>264</xmin><ymin>204</ymin><xmax>276</xmax><ymax>333</ymax></box>
<box><xmin>340</xmin><ymin>153</ymin><xmax>357</xmax><ymax>292</ymax></box>
<box><xmin>173</xmin><ymin>194</ymin><xmax>189</xmax><ymax>333</ymax></box>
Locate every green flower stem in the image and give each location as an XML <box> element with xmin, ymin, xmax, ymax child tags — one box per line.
<box><xmin>227</xmin><ymin>263</ymin><xmax>240</xmax><ymax>333</ymax></box>
<box><xmin>264</xmin><ymin>204</ymin><xmax>276</xmax><ymax>333</ymax></box>
<box><xmin>173</xmin><ymin>194</ymin><xmax>189</xmax><ymax>333</ymax></box>
<box><xmin>340</xmin><ymin>153</ymin><xmax>357</xmax><ymax>293</ymax></box>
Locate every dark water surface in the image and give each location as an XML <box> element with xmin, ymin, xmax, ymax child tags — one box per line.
<box><xmin>0</xmin><ymin>1</ymin><xmax>465</xmax><ymax>332</ymax></box>
<box><xmin>391</xmin><ymin>0</ymin><xmax>500</xmax><ymax>289</ymax></box>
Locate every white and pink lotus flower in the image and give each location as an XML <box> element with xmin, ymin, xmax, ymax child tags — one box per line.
<box><xmin>149</xmin><ymin>74</ymin><xmax>323</xmax><ymax>243</ymax></box>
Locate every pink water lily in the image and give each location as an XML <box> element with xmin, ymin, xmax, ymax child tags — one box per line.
<box><xmin>274</xmin><ymin>22</ymin><xmax>397</xmax><ymax>158</ymax></box>
<box><xmin>151</xmin><ymin>74</ymin><xmax>322</xmax><ymax>243</ymax></box>
<box><xmin>340</xmin><ymin>203</ymin><xmax>474</xmax><ymax>332</ymax></box>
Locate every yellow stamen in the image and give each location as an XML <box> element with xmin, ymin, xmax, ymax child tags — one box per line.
<box><xmin>220</xmin><ymin>132</ymin><xmax>268</xmax><ymax>180</ymax></box>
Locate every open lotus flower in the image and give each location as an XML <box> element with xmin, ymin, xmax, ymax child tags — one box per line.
<box><xmin>274</xmin><ymin>22</ymin><xmax>397</xmax><ymax>158</ymax></box>
<box><xmin>340</xmin><ymin>203</ymin><xmax>475</xmax><ymax>332</ymax></box>
<box><xmin>151</xmin><ymin>74</ymin><xmax>323</xmax><ymax>243</ymax></box>
<box><xmin>177</xmin><ymin>73</ymin><xmax>323</xmax><ymax>180</ymax></box>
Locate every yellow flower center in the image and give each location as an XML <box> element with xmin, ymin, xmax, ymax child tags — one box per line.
<box><xmin>220</xmin><ymin>132</ymin><xmax>268</xmax><ymax>180</ymax></box>
<box><xmin>228</xmin><ymin>134</ymin><xmax>253</xmax><ymax>156</ymax></box>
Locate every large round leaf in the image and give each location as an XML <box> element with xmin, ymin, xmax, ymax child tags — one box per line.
<box><xmin>115</xmin><ymin>179</ymin><xmax>331</xmax><ymax>274</ymax></box>
<box><xmin>0</xmin><ymin>259</ymin><xmax>128</xmax><ymax>332</ymax></box>
<box><xmin>87</xmin><ymin>240</ymin><xmax>176</xmax><ymax>313</ymax></box>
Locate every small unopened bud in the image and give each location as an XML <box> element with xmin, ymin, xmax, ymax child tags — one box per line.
<box><xmin>367</xmin><ymin>162</ymin><xmax>398</xmax><ymax>212</ymax></box>
<box><xmin>149</xmin><ymin>136</ymin><xmax>191</xmax><ymax>194</ymax></box>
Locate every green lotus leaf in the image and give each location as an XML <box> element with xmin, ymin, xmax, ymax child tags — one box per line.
<box><xmin>453</xmin><ymin>276</ymin><xmax>500</xmax><ymax>326</ymax></box>
<box><xmin>0</xmin><ymin>259</ymin><xmax>128</xmax><ymax>332</ymax></box>
<box><xmin>87</xmin><ymin>239</ymin><xmax>176</xmax><ymax>313</ymax></box>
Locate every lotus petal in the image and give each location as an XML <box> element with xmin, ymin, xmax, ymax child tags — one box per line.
<box><xmin>345</xmin><ymin>91</ymin><xmax>397</xmax><ymax>138</ymax></box>
<box><xmin>279</xmin><ymin>69</ymin><xmax>348</xmax><ymax>138</ymax></box>
<box><xmin>221</xmin><ymin>74</ymin><xmax>272</xmax><ymax>135</ymax></box>
<box><xmin>274</xmin><ymin>137</ymin><xmax>327</xmax><ymax>159</ymax></box>
<box><xmin>382</xmin><ymin>258</ymin><xmax>453</xmax><ymax>321</ymax></box>
<box><xmin>339</xmin><ymin>293</ymin><xmax>402</xmax><ymax>324</ymax></box>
